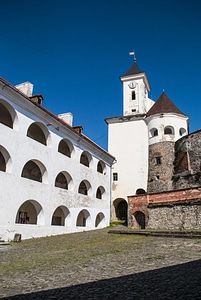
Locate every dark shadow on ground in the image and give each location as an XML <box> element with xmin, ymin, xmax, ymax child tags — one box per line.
<box><xmin>2</xmin><ymin>259</ymin><xmax>201</xmax><ymax>299</ymax></box>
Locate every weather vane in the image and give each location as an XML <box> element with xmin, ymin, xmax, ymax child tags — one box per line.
<box><xmin>129</xmin><ymin>51</ymin><xmax>136</xmax><ymax>62</ymax></box>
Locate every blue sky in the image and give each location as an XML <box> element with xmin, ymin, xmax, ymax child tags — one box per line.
<box><xmin>1</xmin><ymin>0</ymin><xmax>201</xmax><ymax>150</ymax></box>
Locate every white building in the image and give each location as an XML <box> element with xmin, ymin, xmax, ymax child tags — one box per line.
<box><xmin>0</xmin><ymin>77</ymin><xmax>115</xmax><ymax>241</ymax></box>
<box><xmin>105</xmin><ymin>59</ymin><xmax>188</xmax><ymax>222</ymax></box>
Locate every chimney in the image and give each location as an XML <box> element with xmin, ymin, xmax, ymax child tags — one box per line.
<box><xmin>15</xmin><ymin>82</ymin><xmax>33</xmax><ymax>97</ymax></box>
<box><xmin>29</xmin><ymin>94</ymin><xmax>44</xmax><ymax>105</ymax></box>
<box><xmin>58</xmin><ymin>112</ymin><xmax>73</xmax><ymax>126</ymax></box>
<box><xmin>73</xmin><ymin>125</ymin><xmax>83</xmax><ymax>134</ymax></box>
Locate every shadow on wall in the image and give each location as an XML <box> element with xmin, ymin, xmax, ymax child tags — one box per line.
<box><xmin>3</xmin><ymin>259</ymin><xmax>201</xmax><ymax>299</ymax></box>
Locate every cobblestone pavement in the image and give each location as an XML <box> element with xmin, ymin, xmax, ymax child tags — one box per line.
<box><xmin>1</xmin><ymin>227</ymin><xmax>201</xmax><ymax>299</ymax></box>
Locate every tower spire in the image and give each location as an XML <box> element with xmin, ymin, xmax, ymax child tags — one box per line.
<box><xmin>129</xmin><ymin>51</ymin><xmax>136</xmax><ymax>62</ymax></box>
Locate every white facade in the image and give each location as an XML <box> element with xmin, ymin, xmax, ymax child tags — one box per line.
<box><xmin>106</xmin><ymin>61</ymin><xmax>188</xmax><ymax>221</ymax></box>
<box><xmin>146</xmin><ymin>113</ymin><xmax>188</xmax><ymax>145</ymax></box>
<box><xmin>0</xmin><ymin>78</ymin><xmax>115</xmax><ymax>241</ymax></box>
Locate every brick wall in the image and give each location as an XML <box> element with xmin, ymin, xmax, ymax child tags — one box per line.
<box><xmin>128</xmin><ymin>187</ymin><xmax>201</xmax><ymax>229</ymax></box>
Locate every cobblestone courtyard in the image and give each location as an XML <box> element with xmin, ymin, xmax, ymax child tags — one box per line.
<box><xmin>1</xmin><ymin>227</ymin><xmax>201</xmax><ymax>299</ymax></box>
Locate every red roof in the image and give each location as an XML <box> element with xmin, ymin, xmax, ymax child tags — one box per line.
<box><xmin>146</xmin><ymin>92</ymin><xmax>186</xmax><ymax>117</ymax></box>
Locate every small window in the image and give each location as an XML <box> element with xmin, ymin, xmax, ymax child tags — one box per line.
<box><xmin>150</xmin><ymin>128</ymin><xmax>158</xmax><ymax>138</ymax></box>
<box><xmin>164</xmin><ymin>126</ymin><xmax>174</xmax><ymax>135</ymax></box>
<box><xmin>132</xmin><ymin>91</ymin><xmax>136</xmax><ymax>100</ymax></box>
<box><xmin>155</xmin><ymin>157</ymin><xmax>161</xmax><ymax>165</ymax></box>
<box><xmin>113</xmin><ymin>172</ymin><xmax>118</xmax><ymax>181</ymax></box>
<box><xmin>179</xmin><ymin>128</ymin><xmax>186</xmax><ymax>136</ymax></box>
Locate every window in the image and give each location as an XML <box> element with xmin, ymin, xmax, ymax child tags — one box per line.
<box><xmin>97</xmin><ymin>161</ymin><xmax>106</xmax><ymax>174</ymax></box>
<box><xmin>27</xmin><ymin>123</ymin><xmax>47</xmax><ymax>145</ymax></box>
<box><xmin>155</xmin><ymin>157</ymin><xmax>161</xmax><ymax>165</ymax></box>
<box><xmin>132</xmin><ymin>91</ymin><xmax>136</xmax><ymax>100</ymax></box>
<box><xmin>150</xmin><ymin>128</ymin><xmax>158</xmax><ymax>138</ymax></box>
<box><xmin>0</xmin><ymin>103</ymin><xmax>13</xmax><ymax>128</ymax></box>
<box><xmin>58</xmin><ymin>139</ymin><xmax>73</xmax><ymax>157</ymax></box>
<box><xmin>55</xmin><ymin>172</ymin><xmax>68</xmax><ymax>189</ymax></box>
<box><xmin>179</xmin><ymin>128</ymin><xmax>186</xmax><ymax>136</ymax></box>
<box><xmin>80</xmin><ymin>151</ymin><xmax>92</xmax><ymax>167</ymax></box>
<box><xmin>113</xmin><ymin>172</ymin><xmax>118</xmax><ymax>181</ymax></box>
<box><xmin>164</xmin><ymin>126</ymin><xmax>174</xmax><ymax>135</ymax></box>
<box><xmin>21</xmin><ymin>160</ymin><xmax>42</xmax><ymax>182</ymax></box>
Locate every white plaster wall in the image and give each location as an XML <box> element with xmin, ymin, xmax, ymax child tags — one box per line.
<box><xmin>147</xmin><ymin>113</ymin><xmax>189</xmax><ymax>145</ymax></box>
<box><xmin>108</xmin><ymin>119</ymin><xmax>148</xmax><ymax>201</ymax></box>
<box><xmin>0</xmin><ymin>87</ymin><xmax>112</xmax><ymax>241</ymax></box>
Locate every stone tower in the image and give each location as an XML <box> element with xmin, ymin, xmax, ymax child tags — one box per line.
<box><xmin>146</xmin><ymin>92</ymin><xmax>189</xmax><ymax>193</ymax></box>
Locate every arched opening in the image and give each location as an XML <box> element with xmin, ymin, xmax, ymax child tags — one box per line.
<box><xmin>113</xmin><ymin>198</ymin><xmax>128</xmax><ymax>225</ymax></box>
<box><xmin>0</xmin><ymin>102</ymin><xmax>13</xmax><ymax>128</ymax></box>
<box><xmin>150</xmin><ymin>128</ymin><xmax>158</xmax><ymax>137</ymax></box>
<box><xmin>76</xmin><ymin>209</ymin><xmax>90</xmax><ymax>227</ymax></box>
<box><xmin>80</xmin><ymin>151</ymin><xmax>91</xmax><ymax>167</ymax></box>
<box><xmin>51</xmin><ymin>206</ymin><xmax>70</xmax><ymax>226</ymax></box>
<box><xmin>96</xmin><ymin>187</ymin><xmax>102</xmax><ymax>199</ymax></box>
<box><xmin>27</xmin><ymin>122</ymin><xmax>47</xmax><ymax>145</ymax></box>
<box><xmin>51</xmin><ymin>207</ymin><xmax>65</xmax><ymax>226</ymax></box>
<box><xmin>97</xmin><ymin>161</ymin><xmax>106</xmax><ymax>174</ymax></box>
<box><xmin>96</xmin><ymin>186</ymin><xmax>105</xmax><ymax>199</ymax></box>
<box><xmin>78</xmin><ymin>180</ymin><xmax>91</xmax><ymax>196</ymax></box>
<box><xmin>55</xmin><ymin>172</ymin><xmax>68</xmax><ymax>189</ymax></box>
<box><xmin>134</xmin><ymin>211</ymin><xmax>145</xmax><ymax>229</ymax></box>
<box><xmin>95</xmin><ymin>212</ymin><xmax>105</xmax><ymax>227</ymax></box>
<box><xmin>164</xmin><ymin>126</ymin><xmax>174</xmax><ymax>135</ymax></box>
<box><xmin>179</xmin><ymin>128</ymin><xmax>186</xmax><ymax>136</ymax></box>
<box><xmin>16</xmin><ymin>200</ymin><xmax>43</xmax><ymax>225</ymax></box>
<box><xmin>136</xmin><ymin>188</ymin><xmax>146</xmax><ymax>195</ymax></box>
<box><xmin>58</xmin><ymin>139</ymin><xmax>73</xmax><ymax>157</ymax></box>
<box><xmin>21</xmin><ymin>160</ymin><xmax>42</xmax><ymax>182</ymax></box>
<box><xmin>0</xmin><ymin>146</ymin><xmax>12</xmax><ymax>173</ymax></box>
<box><xmin>0</xmin><ymin>152</ymin><xmax>6</xmax><ymax>172</ymax></box>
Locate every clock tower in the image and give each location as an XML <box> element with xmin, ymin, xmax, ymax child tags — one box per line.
<box><xmin>120</xmin><ymin>60</ymin><xmax>154</xmax><ymax>116</ymax></box>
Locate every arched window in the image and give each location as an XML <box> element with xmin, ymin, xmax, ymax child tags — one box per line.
<box><xmin>150</xmin><ymin>128</ymin><xmax>158</xmax><ymax>137</ymax></box>
<box><xmin>76</xmin><ymin>209</ymin><xmax>90</xmax><ymax>227</ymax></box>
<box><xmin>164</xmin><ymin>126</ymin><xmax>174</xmax><ymax>135</ymax></box>
<box><xmin>136</xmin><ymin>188</ymin><xmax>146</xmax><ymax>195</ymax></box>
<box><xmin>97</xmin><ymin>160</ymin><xmax>106</xmax><ymax>174</ymax></box>
<box><xmin>51</xmin><ymin>207</ymin><xmax>65</xmax><ymax>226</ymax></box>
<box><xmin>21</xmin><ymin>160</ymin><xmax>45</xmax><ymax>182</ymax></box>
<box><xmin>27</xmin><ymin>123</ymin><xmax>47</xmax><ymax>145</ymax></box>
<box><xmin>95</xmin><ymin>212</ymin><xmax>105</xmax><ymax>227</ymax></box>
<box><xmin>0</xmin><ymin>152</ymin><xmax>6</xmax><ymax>172</ymax></box>
<box><xmin>55</xmin><ymin>172</ymin><xmax>68</xmax><ymax>189</ymax></box>
<box><xmin>80</xmin><ymin>151</ymin><xmax>92</xmax><ymax>167</ymax></box>
<box><xmin>78</xmin><ymin>180</ymin><xmax>91</xmax><ymax>196</ymax></box>
<box><xmin>0</xmin><ymin>146</ymin><xmax>12</xmax><ymax>173</ymax></box>
<box><xmin>78</xmin><ymin>181</ymin><xmax>88</xmax><ymax>195</ymax></box>
<box><xmin>15</xmin><ymin>200</ymin><xmax>43</xmax><ymax>225</ymax></box>
<box><xmin>96</xmin><ymin>186</ymin><xmax>105</xmax><ymax>199</ymax></box>
<box><xmin>0</xmin><ymin>102</ymin><xmax>13</xmax><ymax>128</ymax></box>
<box><xmin>179</xmin><ymin>128</ymin><xmax>186</xmax><ymax>136</ymax></box>
<box><xmin>58</xmin><ymin>139</ymin><xmax>73</xmax><ymax>157</ymax></box>
<box><xmin>51</xmin><ymin>206</ymin><xmax>70</xmax><ymax>227</ymax></box>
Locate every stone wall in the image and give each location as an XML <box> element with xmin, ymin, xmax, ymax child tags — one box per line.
<box><xmin>147</xmin><ymin>201</ymin><xmax>201</xmax><ymax>230</ymax></box>
<box><xmin>172</xmin><ymin>129</ymin><xmax>201</xmax><ymax>190</ymax></box>
<box><xmin>147</xmin><ymin>141</ymin><xmax>175</xmax><ymax>193</ymax></box>
<box><xmin>128</xmin><ymin>187</ymin><xmax>201</xmax><ymax>230</ymax></box>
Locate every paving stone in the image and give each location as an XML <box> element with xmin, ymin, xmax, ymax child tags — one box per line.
<box><xmin>0</xmin><ymin>228</ymin><xmax>201</xmax><ymax>299</ymax></box>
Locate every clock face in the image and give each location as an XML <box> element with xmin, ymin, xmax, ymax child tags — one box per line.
<box><xmin>129</xmin><ymin>81</ymin><xmax>136</xmax><ymax>89</ymax></box>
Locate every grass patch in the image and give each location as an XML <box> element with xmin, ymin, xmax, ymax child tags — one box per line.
<box><xmin>109</xmin><ymin>220</ymin><xmax>127</xmax><ymax>227</ymax></box>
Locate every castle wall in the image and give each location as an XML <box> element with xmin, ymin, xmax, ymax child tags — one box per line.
<box><xmin>172</xmin><ymin>129</ymin><xmax>201</xmax><ymax>190</ymax></box>
<box><xmin>128</xmin><ymin>187</ymin><xmax>201</xmax><ymax>229</ymax></box>
<box><xmin>147</xmin><ymin>141</ymin><xmax>175</xmax><ymax>193</ymax></box>
<box><xmin>147</xmin><ymin>201</ymin><xmax>201</xmax><ymax>230</ymax></box>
